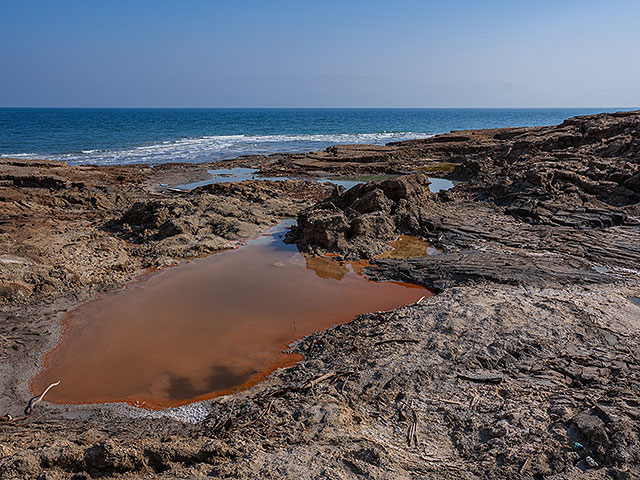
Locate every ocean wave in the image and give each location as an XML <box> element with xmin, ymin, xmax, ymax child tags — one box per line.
<box><xmin>8</xmin><ymin>132</ymin><xmax>431</xmax><ymax>165</ymax></box>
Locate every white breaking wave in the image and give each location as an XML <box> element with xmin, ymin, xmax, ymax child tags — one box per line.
<box><xmin>8</xmin><ymin>132</ymin><xmax>431</xmax><ymax>165</ymax></box>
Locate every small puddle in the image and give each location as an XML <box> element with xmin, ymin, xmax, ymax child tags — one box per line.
<box><xmin>629</xmin><ymin>297</ymin><xmax>640</xmax><ymax>307</ymax></box>
<box><xmin>424</xmin><ymin>177</ymin><xmax>456</xmax><ymax>193</ymax></box>
<box><xmin>176</xmin><ymin>167</ymin><xmax>454</xmax><ymax>194</ymax></box>
<box><xmin>317</xmin><ymin>174</ymin><xmax>399</xmax><ymax>190</ymax></box>
<box><xmin>32</xmin><ymin>221</ymin><xmax>431</xmax><ymax>409</ymax></box>
<box><xmin>378</xmin><ymin>235</ymin><xmax>441</xmax><ymax>258</ymax></box>
<box><xmin>175</xmin><ymin>167</ymin><xmax>262</xmax><ymax>189</ymax></box>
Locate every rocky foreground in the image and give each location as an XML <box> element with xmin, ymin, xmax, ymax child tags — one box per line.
<box><xmin>1</xmin><ymin>111</ymin><xmax>639</xmax><ymax>479</ymax></box>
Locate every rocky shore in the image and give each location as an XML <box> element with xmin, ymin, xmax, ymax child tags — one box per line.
<box><xmin>1</xmin><ymin>111</ymin><xmax>639</xmax><ymax>479</ymax></box>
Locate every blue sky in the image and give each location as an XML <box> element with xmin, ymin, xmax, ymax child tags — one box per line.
<box><xmin>0</xmin><ymin>0</ymin><xmax>638</xmax><ymax>107</ymax></box>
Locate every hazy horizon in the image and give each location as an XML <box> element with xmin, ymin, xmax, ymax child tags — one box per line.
<box><xmin>1</xmin><ymin>1</ymin><xmax>639</xmax><ymax>108</ymax></box>
<box><xmin>1</xmin><ymin>106</ymin><xmax>637</xmax><ymax>110</ymax></box>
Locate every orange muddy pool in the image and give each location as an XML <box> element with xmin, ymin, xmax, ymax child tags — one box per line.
<box><xmin>32</xmin><ymin>220</ymin><xmax>431</xmax><ymax>409</ymax></box>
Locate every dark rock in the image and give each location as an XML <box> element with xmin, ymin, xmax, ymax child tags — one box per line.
<box><xmin>288</xmin><ymin>173</ymin><xmax>434</xmax><ymax>259</ymax></box>
<box><xmin>573</xmin><ymin>410</ymin><xmax>611</xmax><ymax>456</ymax></box>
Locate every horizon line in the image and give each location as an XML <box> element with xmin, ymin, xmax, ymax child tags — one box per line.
<box><xmin>1</xmin><ymin>106</ymin><xmax>638</xmax><ymax>110</ymax></box>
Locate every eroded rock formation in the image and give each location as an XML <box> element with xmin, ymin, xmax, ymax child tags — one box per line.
<box><xmin>287</xmin><ymin>173</ymin><xmax>435</xmax><ymax>259</ymax></box>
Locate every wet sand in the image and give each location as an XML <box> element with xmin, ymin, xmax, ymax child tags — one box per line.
<box><xmin>31</xmin><ymin>222</ymin><xmax>429</xmax><ymax>409</ymax></box>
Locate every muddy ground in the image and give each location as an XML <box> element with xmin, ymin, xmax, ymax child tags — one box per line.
<box><xmin>1</xmin><ymin>111</ymin><xmax>639</xmax><ymax>479</ymax></box>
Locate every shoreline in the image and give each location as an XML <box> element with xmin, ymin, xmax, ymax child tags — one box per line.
<box><xmin>1</xmin><ymin>110</ymin><xmax>639</xmax><ymax>478</ymax></box>
<box><xmin>4</xmin><ymin>107</ymin><xmax>628</xmax><ymax>166</ymax></box>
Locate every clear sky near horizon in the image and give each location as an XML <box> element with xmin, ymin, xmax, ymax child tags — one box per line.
<box><xmin>1</xmin><ymin>0</ymin><xmax>638</xmax><ymax>108</ymax></box>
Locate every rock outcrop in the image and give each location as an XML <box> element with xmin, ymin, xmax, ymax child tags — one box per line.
<box><xmin>287</xmin><ymin>173</ymin><xmax>434</xmax><ymax>259</ymax></box>
<box><xmin>116</xmin><ymin>180</ymin><xmax>330</xmax><ymax>260</ymax></box>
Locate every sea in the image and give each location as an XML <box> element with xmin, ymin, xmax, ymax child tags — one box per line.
<box><xmin>0</xmin><ymin>108</ymin><xmax>634</xmax><ymax>166</ymax></box>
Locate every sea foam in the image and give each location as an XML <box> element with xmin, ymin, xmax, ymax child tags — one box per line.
<box><xmin>10</xmin><ymin>132</ymin><xmax>430</xmax><ymax>166</ymax></box>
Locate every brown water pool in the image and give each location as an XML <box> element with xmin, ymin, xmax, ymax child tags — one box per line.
<box><xmin>32</xmin><ymin>221</ymin><xmax>431</xmax><ymax>409</ymax></box>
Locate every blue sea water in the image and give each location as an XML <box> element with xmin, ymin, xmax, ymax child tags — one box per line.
<box><xmin>0</xmin><ymin>108</ymin><xmax>633</xmax><ymax>166</ymax></box>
